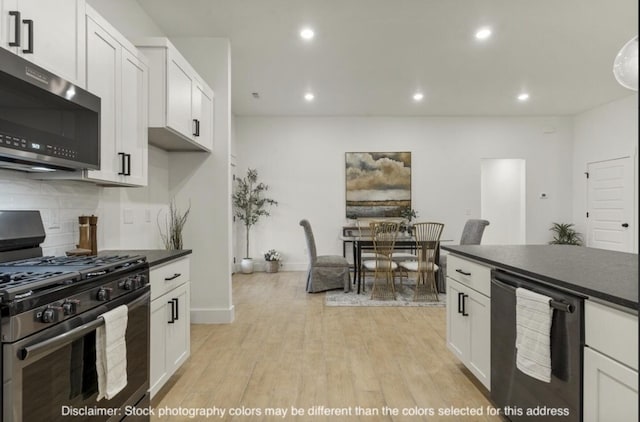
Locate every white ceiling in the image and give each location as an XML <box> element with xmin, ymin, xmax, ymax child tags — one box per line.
<box><xmin>136</xmin><ymin>0</ymin><xmax>638</xmax><ymax>116</ymax></box>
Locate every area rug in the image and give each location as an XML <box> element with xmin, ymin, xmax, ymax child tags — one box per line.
<box><xmin>325</xmin><ymin>280</ymin><xmax>446</xmax><ymax>307</ymax></box>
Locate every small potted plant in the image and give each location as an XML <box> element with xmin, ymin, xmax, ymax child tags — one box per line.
<box><xmin>399</xmin><ymin>207</ymin><xmax>418</xmax><ymax>234</ymax></box>
<box><xmin>157</xmin><ymin>199</ymin><xmax>191</xmax><ymax>250</ymax></box>
<box><xmin>264</xmin><ymin>249</ymin><xmax>281</xmax><ymax>273</ymax></box>
<box><xmin>549</xmin><ymin>222</ymin><xmax>583</xmax><ymax>245</ymax></box>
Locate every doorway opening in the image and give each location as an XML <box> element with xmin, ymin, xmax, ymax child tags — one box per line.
<box><xmin>481</xmin><ymin>159</ymin><xmax>526</xmax><ymax>244</ymax></box>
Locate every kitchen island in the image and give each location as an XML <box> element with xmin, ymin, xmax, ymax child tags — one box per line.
<box><xmin>442</xmin><ymin>244</ymin><xmax>637</xmax><ymax>308</ymax></box>
<box><xmin>442</xmin><ymin>244</ymin><xmax>638</xmax><ymax>422</ymax></box>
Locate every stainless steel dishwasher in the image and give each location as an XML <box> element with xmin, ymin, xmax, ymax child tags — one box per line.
<box><xmin>491</xmin><ymin>269</ymin><xmax>584</xmax><ymax>422</ymax></box>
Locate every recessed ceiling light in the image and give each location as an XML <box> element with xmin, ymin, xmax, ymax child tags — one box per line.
<box><xmin>517</xmin><ymin>93</ymin><xmax>530</xmax><ymax>101</ymax></box>
<box><xmin>300</xmin><ymin>28</ymin><xmax>315</xmax><ymax>40</ymax></box>
<box><xmin>475</xmin><ymin>27</ymin><xmax>492</xmax><ymax>40</ymax></box>
<box><xmin>413</xmin><ymin>92</ymin><xmax>424</xmax><ymax>101</ymax></box>
<box><xmin>304</xmin><ymin>92</ymin><xmax>315</xmax><ymax>101</ymax></box>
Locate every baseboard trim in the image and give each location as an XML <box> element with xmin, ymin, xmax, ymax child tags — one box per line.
<box><xmin>232</xmin><ymin>263</ymin><xmax>309</xmax><ymax>273</ymax></box>
<box><xmin>190</xmin><ymin>305</ymin><xmax>235</xmax><ymax>324</ymax></box>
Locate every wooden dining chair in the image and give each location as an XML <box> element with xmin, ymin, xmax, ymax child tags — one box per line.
<box><xmin>362</xmin><ymin>221</ymin><xmax>400</xmax><ymax>300</ymax></box>
<box><xmin>399</xmin><ymin>222</ymin><xmax>444</xmax><ymax>301</ymax></box>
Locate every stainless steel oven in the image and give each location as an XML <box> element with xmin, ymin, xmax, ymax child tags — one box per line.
<box><xmin>3</xmin><ymin>286</ymin><xmax>150</xmax><ymax>422</ymax></box>
<box><xmin>0</xmin><ymin>210</ymin><xmax>151</xmax><ymax>422</ymax></box>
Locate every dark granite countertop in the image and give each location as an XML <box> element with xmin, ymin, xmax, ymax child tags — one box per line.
<box><xmin>99</xmin><ymin>249</ymin><xmax>192</xmax><ymax>267</ymax></box>
<box><xmin>442</xmin><ymin>245</ymin><xmax>638</xmax><ymax>310</ymax></box>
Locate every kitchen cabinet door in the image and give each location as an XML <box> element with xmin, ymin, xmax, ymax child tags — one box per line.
<box><xmin>446</xmin><ymin>279</ymin><xmax>468</xmax><ymax>361</ymax></box>
<box><xmin>8</xmin><ymin>0</ymin><xmax>85</xmax><ymax>86</ymax></box>
<box><xmin>85</xmin><ymin>17</ymin><xmax>122</xmax><ymax>183</ymax></box>
<box><xmin>166</xmin><ymin>282</ymin><xmax>190</xmax><ymax>371</ymax></box>
<box><xmin>0</xmin><ymin>0</ymin><xmax>18</xmax><ymax>52</ymax></box>
<box><xmin>150</xmin><ymin>295</ymin><xmax>169</xmax><ymax>398</ymax></box>
<box><xmin>192</xmin><ymin>81</ymin><xmax>214</xmax><ymax>151</ymax></box>
<box><xmin>584</xmin><ymin>347</ymin><xmax>638</xmax><ymax>422</ymax></box>
<box><xmin>167</xmin><ymin>50</ymin><xmax>194</xmax><ymax>140</ymax></box>
<box><xmin>121</xmin><ymin>48</ymin><xmax>148</xmax><ymax>186</ymax></box>
<box><xmin>466</xmin><ymin>290</ymin><xmax>491</xmax><ymax>389</ymax></box>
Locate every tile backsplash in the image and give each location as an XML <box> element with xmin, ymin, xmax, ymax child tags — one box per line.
<box><xmin>0</xmin><ymin>169</ymin><xmax>101</xmax><ymax>256</ymax></box>
<box><xmin>0</xmin><ymin>147</ymin><xmax>170</xmax><ymax>256</ymax></box>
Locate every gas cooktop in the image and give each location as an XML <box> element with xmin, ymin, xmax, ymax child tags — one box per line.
<box><xmin>0</xmin><ymin>254</ymin><xmax>146</xmax><ymax>302</ymax></box>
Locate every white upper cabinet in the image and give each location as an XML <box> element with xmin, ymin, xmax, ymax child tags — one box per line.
<box><xmin>84</xmin><ymin>8</ymin><xmax>147</xmax><ymax>186</ymax></box>
<box><xmin>136</xmin><ymin>38</ymin><xmax>214</xmax><ymax>152</ymax></box>
<box><xmin>0</xmin><ymin>0</ymin><xmax>86</xmax><ymax>87</ymax></box>
<box><xmin>35</xmin><ymin>6</ymin><xmax>148</xmax><ymax>186</ymax></box>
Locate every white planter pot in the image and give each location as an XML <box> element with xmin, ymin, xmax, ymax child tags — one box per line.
<box><xmin>240</xmin><ymin>258</ymin><xmax>254</xmax><ymax>274</ymax></box>
<box><xmin>265</xmin><ymin>261</ymin><xmax>279</xmax><ymax>273</ymax></box>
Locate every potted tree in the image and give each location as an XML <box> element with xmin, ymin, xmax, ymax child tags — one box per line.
<box><xmin>232</xmin><ymin>168</ymin><xmax>278</xmax><ymax>273</ymax></box>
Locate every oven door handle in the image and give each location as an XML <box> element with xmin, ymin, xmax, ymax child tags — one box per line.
<box><xmin>18</xmin><ymin>291</ymin><xmax>149</xmax><ymax>362</ymax></box>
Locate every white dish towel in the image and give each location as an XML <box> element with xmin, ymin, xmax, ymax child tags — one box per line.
<box><xmin>96</xmin><ymin>305</ymin><xmax>128</xmax><ymax>401</ymax></box>
<box><xmin>515</xmin><ymin>287</ymin><xmax>553</xmax><ymax>383</ymax></box>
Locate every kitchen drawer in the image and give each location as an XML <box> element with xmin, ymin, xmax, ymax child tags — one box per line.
<box><xmin>447</xmin><ymin>254</ymin><xmax>491</xmax><ymax>297</ymax></box>
<box><xmin>150</xmin><ymin>257</ymin><xmax>190</xmax><ymax>300</ymax></box>
<box><xmin>586</xmin><ymin>300</ymin><xmax>638</xmax><ymax>370</ymax></box>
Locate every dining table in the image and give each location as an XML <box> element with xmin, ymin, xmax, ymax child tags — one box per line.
<box><xmin>341</xmin><ymin>234</ymin><xmax>452</xmax><ymax>294</ymax></box>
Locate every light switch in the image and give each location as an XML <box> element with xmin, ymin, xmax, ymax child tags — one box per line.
<box><xmin>145</xmin><ymin>209</ymin><xmax>151</xmax><ymax>223</ymax></box>
<box><xmin>123</xmin><ymin>208</ymin><xmax>134</xmax><ymax>224</ymax></box>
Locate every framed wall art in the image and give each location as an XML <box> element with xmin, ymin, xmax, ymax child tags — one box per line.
<box><xmin>345</xmin><ymin>151</ymin><xmax>411</xmax><ymax>219</ymax></box>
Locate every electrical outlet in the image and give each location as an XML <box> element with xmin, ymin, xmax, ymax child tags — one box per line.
<box><xmin>123</xmin><ymin>208</ymin><xmax>134</xmax><ymax>224</ymax></box>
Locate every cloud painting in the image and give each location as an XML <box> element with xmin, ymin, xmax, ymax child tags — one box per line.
<box><xmin>345</xmin><ymin>152</ymin><xmax>411</xmax><ymax>218</ymax></box>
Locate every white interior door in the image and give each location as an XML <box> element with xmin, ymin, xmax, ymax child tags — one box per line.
<box><xmin>587</xmin><ymin>157</ymin><xmax>633</xmax><ymax>252</ymax></box>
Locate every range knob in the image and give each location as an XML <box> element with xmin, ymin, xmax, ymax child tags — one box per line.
<box><xmin>96</xmin><ymin>287</ymin><xmax>113</xmax><ymax>301</ymax></box>
<box><xmin>41</xmin><ymin>306</ymin><xmax>61</xmax><ymax>323</ymax></box>
<box><xmin>62</xmin><ymin>300</ymin><xmax>80</xmax><ymax>315</ymax></box>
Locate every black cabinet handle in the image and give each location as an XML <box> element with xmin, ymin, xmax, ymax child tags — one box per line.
<box><xmin>455</xmin><ymin>269</ymin><xmax>471</xmax><ymax>276</ymax></box>
<box><xmin>172</xmin><ymin>298</ymin><xmax>179</xmax><ymax>321</ymax></box>
<box><xmin>167</xmin><ymin>301</ymin><xmax>175</xmax><ymax>323</ymax></box>
<box><xmin>22</xmin><ymin>19</ymin><xmax>33</xmax><ymax>54</ymax></box>
<box><xmin>622</xmin><ymin>223</ymin><xmax>629</xmax><ymax>228</ymax></box>
<box><xmin>457</xmin><ymin>292</ymin><xmax>463</xmax><ymax>314</ymax></box>
<box><xmin>193</xmin><ymin>119</ymin><xmax>200</xmax><ymax>137</ymax></box>
<box><xmin>164</xmin><ymin>273</ymin><xmax>181</xmax><ymax>281</ymax></box>
<box><xmin>462</xmin><ymin>294</ymin><xmax>469</xmax><ymax>316</ymax></box>
<box><xmin>117</xmin><ymin>152</ymin><xmax>126</xmax><ymax>175</ymax></box>
<box><xmin>8</xmin><ymin>11</ymin><xmax>20</xmax><ymax>47</ymax></box>
<box><xmin>125</xmin><ymin>153</ymin><xmax>131</xmax><ymax>176</ymax></box>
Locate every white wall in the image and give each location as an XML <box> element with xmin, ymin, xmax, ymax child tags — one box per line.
<box><xmin>235</xmin><ymin>116</ymin><xmax>574</xmax><ymax>270</ymax></box>
<box><xmin>87</xmin><ymin>0</ymin><xmax>164</xmax><ymax>38</ymax></box>
<box><xmin>572</xmin><ymin>94</ymin><xmax>638</xmax><ymax>253</ymax></box>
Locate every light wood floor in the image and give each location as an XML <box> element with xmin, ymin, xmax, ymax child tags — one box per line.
<box><xmin>151</xmin><ymin>271</ymin><xmax>502</xmax><ymax>421</ymax></box>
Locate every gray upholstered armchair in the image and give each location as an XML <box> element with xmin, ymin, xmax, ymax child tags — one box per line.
<box><xmin>438</xmin><ymin>219</ymin><xmax>489</xmax><ymax>292</ymax></box>
<box><xmin>299</xmin><ymin>219</ymin><xmax>351</xmax><ymax>293</ymax></box>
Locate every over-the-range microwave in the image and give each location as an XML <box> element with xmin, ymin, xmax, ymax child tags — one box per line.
<box><xmin>0</xmin><ymin>47</ymin><xmax>100</xmax><ymax>172</ymax></box>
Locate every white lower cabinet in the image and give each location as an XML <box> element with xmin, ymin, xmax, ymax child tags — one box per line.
<box><xmin>447</xmin><ymin>278</ymin><xmax>491</xmax><ymax>389</ymax></box>
<box><xmin>150</xmin><ymin>257</ymin><xmax>191</xmax><ymax>399</ymax></box>
<box><xmin>446</xmin><ymin>255</ymin><xmax>491</xmax><ymax>390</ymax></box>
<box><xmin>584</xmin><ymin>347</ymin><xmax>638</xmax><ymax>422</ymax></box>
<box><xmin>583</xmin><ymin>300</ymin><xmax>638</xmax><ymax>422</ymax></box>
